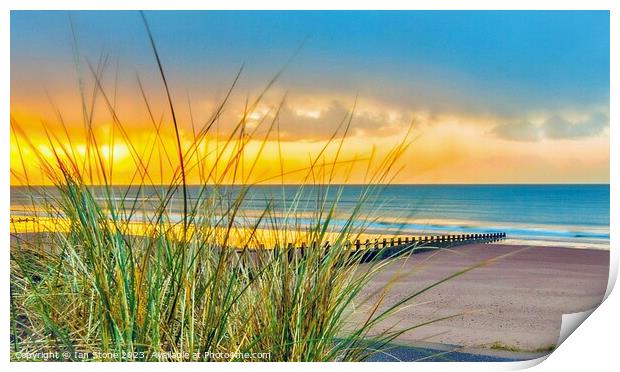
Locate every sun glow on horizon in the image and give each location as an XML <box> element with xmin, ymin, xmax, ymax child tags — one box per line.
<box><xmin>10</xmin><ymin>103</ymin><xmax>610</xmax><ymax>187</ymax></box>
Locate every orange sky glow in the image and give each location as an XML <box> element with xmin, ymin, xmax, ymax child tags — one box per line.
<box><xmin>10</xmin><ymin>96</ymin><xmax>610</xmax><ymax>186</ymax></box>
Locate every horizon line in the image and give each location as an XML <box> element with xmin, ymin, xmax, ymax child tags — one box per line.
<box><xmin>10</xmin><ymin>182</ymin><xmax>611</xmax><ymax>187</ymax></box>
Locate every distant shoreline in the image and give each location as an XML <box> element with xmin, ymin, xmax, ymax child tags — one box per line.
<box><xmin>11</xmin><ymin>184</ymin><xmax>609</xmax><ymax>250</ymax></box>
<box><xmin>10</xmin><ymin>216</ymin><xmax>609</xmax><ymax>251</ymax></box>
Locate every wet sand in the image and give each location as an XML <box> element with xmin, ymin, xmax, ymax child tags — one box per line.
<box><xmin>351</xmin><ymin>244</ymin><xmax>609</xmax><ymax>356</ymax></box>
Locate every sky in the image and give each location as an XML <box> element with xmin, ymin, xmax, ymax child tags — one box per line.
<box><xmin>10</xmin><ymin>11</ymin><xmax>610</xmax><ymax>184</ymax></box>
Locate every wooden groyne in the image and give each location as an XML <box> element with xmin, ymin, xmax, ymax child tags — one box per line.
<box><xmin>354</xmin><ymin>232</ymin><xmax>506</xmax><ymax>261</ymax></box>
<box><xmin>10</xmin><ymin>217</ymin><xmax>37</xmax><ymax>223</ymax></box>
<box><xmin>251</xmin><ymin>232</ymin><xmax>507</xmax><ymax>263</ymax></box>
<box><xmin>349</xmin><ymin>232</ymin><xmax>506</xmax><ymax>250</ymax></box>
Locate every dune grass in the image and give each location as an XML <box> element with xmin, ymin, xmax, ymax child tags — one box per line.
<box><xmin>9</xmin><ymin>14</ymin><xmax>469</xmax><ymax>362</ymax></box>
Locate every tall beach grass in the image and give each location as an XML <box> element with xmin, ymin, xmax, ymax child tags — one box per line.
<box><xmin>10</xmin><ymin>14</ymin><xmax>472</xmax><ymax>361</ymax></box>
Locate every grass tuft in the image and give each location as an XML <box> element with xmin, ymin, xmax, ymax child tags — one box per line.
<box><xmin>9</xmin><ymin>15</ymin><xmax>470</xmax><ymax>362</ymax></box>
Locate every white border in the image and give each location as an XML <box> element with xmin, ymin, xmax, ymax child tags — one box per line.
<box><xmin>2</xmin><ymin>2</ymin><xmax>617</xmax><ymax>372</ymax></box>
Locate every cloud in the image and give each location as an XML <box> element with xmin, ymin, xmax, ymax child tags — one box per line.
<box><xmin>490</xmin><ymin>110</ymin><xmax>609</xmax><ymax>142</ymax></box>
<box><xmin>542</xmin><ymin>111</ymin><xmax>609</xmax><ymax>139</ymax></box>
<box><xmin>490</xmin><ymin>120</ymin><xmax>542</xmax><ymax>142</ymax></box>
<box><xmin>273</xmin><ymin>100</ymin><xmax>410</xmax><ymax>141</ymax></box>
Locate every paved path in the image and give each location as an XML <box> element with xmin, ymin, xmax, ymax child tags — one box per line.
<box><xmin>364</xmin><ymin>343</ymin><xmax>527</xmax><ymax>362</ymax></box>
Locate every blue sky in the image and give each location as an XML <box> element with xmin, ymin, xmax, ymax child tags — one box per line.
<box><xmin>11</xmin><ymin>11</ymin><xmax>609</xmax><ymax>110</ymax></box>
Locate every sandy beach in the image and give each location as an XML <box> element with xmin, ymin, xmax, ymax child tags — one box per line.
<box><xmin>351</xmin><ymin>243</ymin><xmax>609</xmax><ymax>357</ymax></box>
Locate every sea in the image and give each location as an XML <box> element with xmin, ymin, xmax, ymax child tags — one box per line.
<box><xmin>10</xmin><ymin>184</ymin><xmax>610</xmax><ymax>250</ymax></box>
